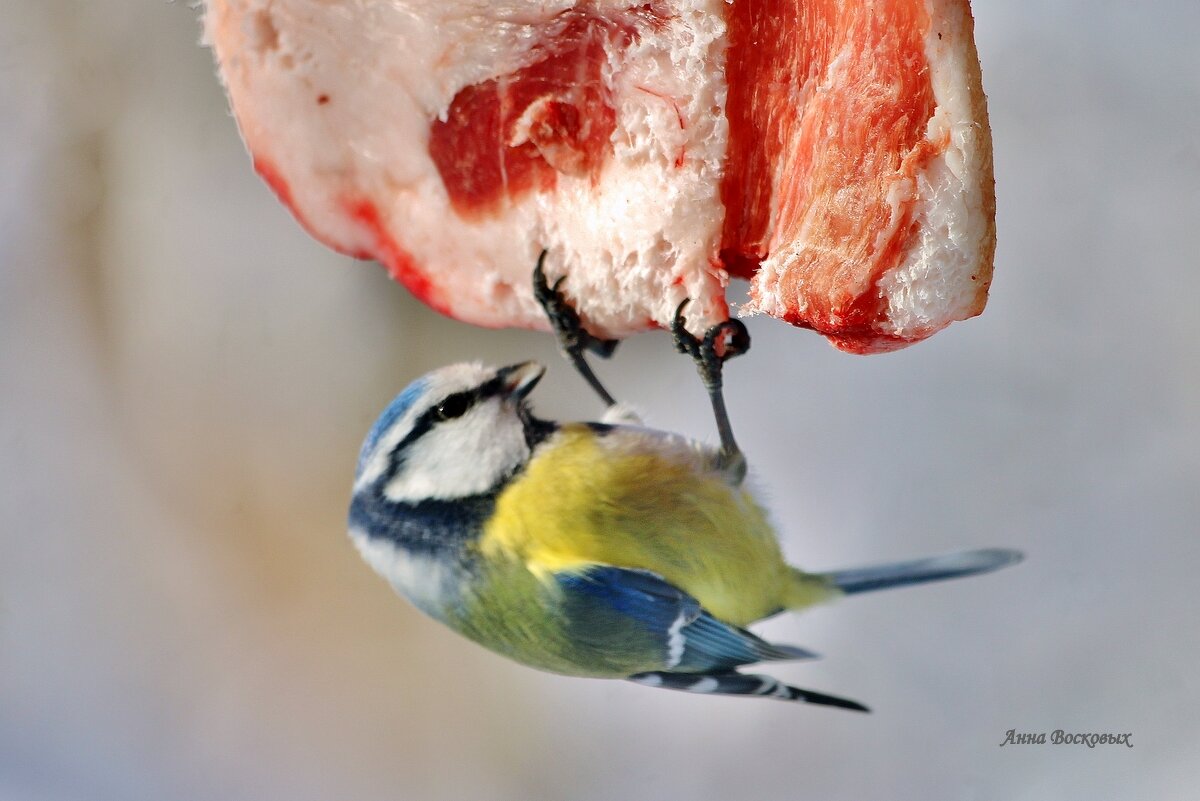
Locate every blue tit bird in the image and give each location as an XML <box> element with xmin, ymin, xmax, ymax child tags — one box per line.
<box><xmin>348</xmin><ymin>360</ymin><xmax>1022</xmax><ymax>710</ymax></box>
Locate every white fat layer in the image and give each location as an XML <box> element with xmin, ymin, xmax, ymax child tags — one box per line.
<box><xmin>349</xmin><ymin>527</ymin><xmax>459</xmax><ymax>618</ymax></box>
<box><xmin>207</xmin><ymin>0</ymin><xmax>734</xmax><ymax>339</ymax></box>
<box><xmin>382</xmin><ymin>397</ymin><xmax>530</xmax><ymax>502</ymax></box>
<box><xmin>539</xmin><ymin>3</ymin><xmax>731</xmax><ymax>337</ymax></box>
<box><xmin>877</xmin><ymin>0</ymin><xmax>991</xmax><ymax>338</ymax></box>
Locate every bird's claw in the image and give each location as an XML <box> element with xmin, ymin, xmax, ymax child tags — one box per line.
<box><xmin>533</xmin><ymin>251</ymin><xmax>619</xmax><ymax>408</ymax></box>
<box><xmin>670</xmin><ymin>300</ymin><xmax>751</xmax><ymax>391</ymax></box>
<box><xmin>533</xmin><ymin>252</ymin><xmax>619</xmax><ymax>361</ymax></box>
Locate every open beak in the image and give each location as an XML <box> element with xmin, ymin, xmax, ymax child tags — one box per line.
<box><xmin>497</xmin><ymin>361</ymin><xmax>546</xmax><ymax>401</ymax></box>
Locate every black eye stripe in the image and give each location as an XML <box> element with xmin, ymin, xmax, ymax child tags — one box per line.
<box><xmin>380</xmin><ymin>390</ymin><xmax>478</xmax><ymax>482</ymax></box>
<box><xmin>435</xmin><ymin>391</ymin><xmax>473</xmax><ymax>420</ymax></box>
<box><xmin>431</xmin><ymin>377</ymin><xmax>511</xmax><ymax>423</ymax></box>
<box><xmin>380</xmin><ymin>379</ymin><xmax>513</xmax><ymax>478</ymax></box>
<box><xmin>375</xmin><ymin>378</ymin><xmax>555</xmax><ymax>488</ymax></box>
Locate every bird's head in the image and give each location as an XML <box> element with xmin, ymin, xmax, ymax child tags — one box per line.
<box><xmin>352</xmin><ymin>361</ymin><xmax>551</xmax><ymax>502</ymax></box>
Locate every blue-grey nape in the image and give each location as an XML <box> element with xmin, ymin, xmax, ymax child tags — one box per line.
<box><xmin>349</xmin><ymin>492</ymin><xmax>495</xmax><ymax>556</ymax></box>
<box><xmin>357</xmin><ymin>377</ymin><xmax>429</xmax><ymax>474</ymax></box>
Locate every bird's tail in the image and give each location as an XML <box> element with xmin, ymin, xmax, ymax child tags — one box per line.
<box><xmin>628</xmin><ymin>670</ymin><xmax>869</xmax><ymax>712</ymax></box>
<box><xmin>782</xmin><ymin>547</ymin><xmax>1022</xmax><ymax>609</ymax></box>
<box><xmin>813</xmin><ymin>547</ymin><xmax>1023</xmax><ymax>597</ymax></box>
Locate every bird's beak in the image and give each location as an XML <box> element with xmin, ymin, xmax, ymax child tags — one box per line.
<box><xmin>497</xmin><ymin>361</ymin><xmax>546</xmax><ymax>400</ymax></box>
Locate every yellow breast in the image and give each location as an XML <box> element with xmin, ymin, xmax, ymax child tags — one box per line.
<box><xmin>480</xmin><ymin>424</ymin><xmax>796</xmax><ymax>626</ymax></box>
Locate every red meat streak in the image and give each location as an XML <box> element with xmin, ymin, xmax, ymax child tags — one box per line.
<box><xmin>255</xmin><ymin>156</ymin><xmax>323</xmax><ymax>246</ymax></box>
<box><xmin>635</xmin><ymin>85</ymin><xmax>688</xmax><ymax>167</ymax></box>
<box><xmin>343</xmin><ymin>199</ymin><xmax>452</xmax><ymax>316</ymax></box>
<box><xmin>429</xmin><ymin>8</ymin><xmax>663</xmax><ymax>217</ymax></box>
<box><xmin>253</xmin><ymin>157</ymin><xmax>450</xmax><ymax>315</ymax></box>
<box><xmin>721</xmin><ymin>0</ymin><xmax>940</xmax><ymax>352</ymax></box>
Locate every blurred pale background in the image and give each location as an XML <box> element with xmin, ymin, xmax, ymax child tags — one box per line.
<box><xmin>2</xmin><ymin>2</ymin><xmax>1197</xmax><ymax>799</ymax></box>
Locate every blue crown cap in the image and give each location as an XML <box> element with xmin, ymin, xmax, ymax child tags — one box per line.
<box><xmin>356</xmin><ymin>377</ymin><xmax>428</xmax><ymax>475</ymax></box>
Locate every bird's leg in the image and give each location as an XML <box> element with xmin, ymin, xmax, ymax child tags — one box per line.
<box><xmin>533</xmin><ymin>251</ymin><xmax>620</xmax><ymax>408</ymax></box>
<box><xmin>671</xmin><ymin>301</ymin><xmax>751</xmax><ymax>483</ymax></box>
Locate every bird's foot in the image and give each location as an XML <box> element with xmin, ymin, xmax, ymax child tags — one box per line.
<box><xmin>533</xmin><ymin>251</ymin><xmax>619</xmax><ymax>407</ymax></box>
<box><xmin>670</xmin><ymin>301</ymin><xmax>751</xmax><ymax>392</ymax></box>
<box><xmin>671</xmin><ymin>301</ymin><xmax>750</xmax><ymax>483</ymax></box>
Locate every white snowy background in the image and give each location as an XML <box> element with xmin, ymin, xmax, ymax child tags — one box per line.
<box><xmin>2</xmin><ymin>2</ymin><xmax>1196</xmax><ymax>799</ymax></box>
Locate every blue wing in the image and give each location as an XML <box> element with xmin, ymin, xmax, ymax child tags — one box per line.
<box><xmin>555</xmin><ymin>566</ymin><xmax>817</xmax><ymax>673</ymax></box>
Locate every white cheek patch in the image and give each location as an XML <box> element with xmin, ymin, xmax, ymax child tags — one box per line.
<box><xmin>349</xmin><ymin>526</ymin><xmax>459</xmax><ymax>617</ymax></box>
<box><xmin>354</xmin><ymin>362</ymin><xmax>497</xmax><ymax>493</ymax></box>
<box><xmin>383</xmin><ymin>401</ymin><xmax>530</xmax><ymax>502</ymax></box>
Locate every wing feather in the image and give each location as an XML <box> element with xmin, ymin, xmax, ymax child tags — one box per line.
<box><xmin>555</xmin><ymin>566</ymin><xmax>816</xmax><ymax>673</ymax></box>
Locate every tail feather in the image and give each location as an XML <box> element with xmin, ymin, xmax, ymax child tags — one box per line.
<box><xmin>628</xmin><ymin>671</ymin><xmax>869</xmax><ymax>712</ymax></box>
<box><xmin>823</xmin><ymin>547</ymin><xmax>1023</xmax><ymax>595</ymax></box>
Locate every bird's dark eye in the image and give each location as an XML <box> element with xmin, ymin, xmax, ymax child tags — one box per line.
<box><xmin>435</xmin><ymin>392</ymin><xmax>472</xmax><ymax>421</ymax></box>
